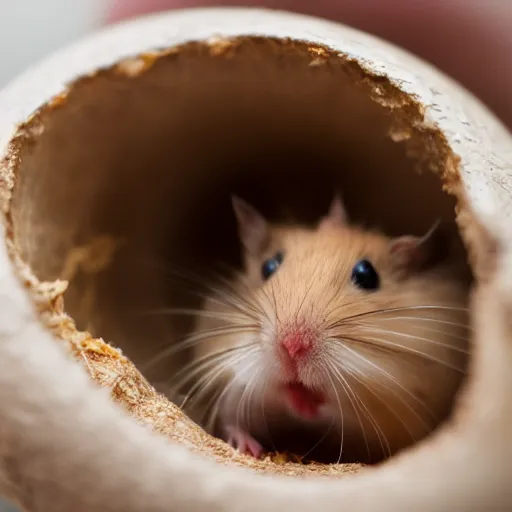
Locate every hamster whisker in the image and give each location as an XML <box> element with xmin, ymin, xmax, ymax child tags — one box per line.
<box><xmin>239</xmin><ymin>372</ymin><xmax>256</xmax><ymax>431</ymax></box>
<box><xmin>205</xmin><ymin>264</ymin><xmax>269</xmax><ymax>317</ymax></box>
<box><xmin>343</xmin><ymin>364</ymin><xmax>422</xmax><ymax>445</ymax></box>
<box><xmin>347</xmin><ymin>323</ymin><xmax>470</xmax><ymax>354</ymax></box>
<box><xmin>197</xmin><ymin>286</ymin><xmax>265</xmax><ymax>324</ymax></box>
<box><xmin>342</xmin><ymin>333</ymin><xmax>467</xmax><ymax>373</ymax></box>
<box><xmin>204</xmin><ymin>385</ymin><xmax>230</xmax><ymax>434</ymax></box>
<box><xmin>347</xmin><ymin>382</ymin><xmax>390</xmax><ymax>460</ymax></box>
<box><xmin>258</xmin><ymin>283</ymin><xmax>277</xmax><ymax>319</ymax></box>
<box><xmin>324</xmin><ymin>297</ymin><xmax>375</xmax><ymax>325</ymax></box>
<box><xmin>300</xmin><ymin>415</ymin><xmax>335</xmax><ymax>461</ymax></box>
<box><xmin>338</xmin><ymin>344</ymin><xmax>438</xmax><ymax>428</ymax></box>
<box><xmin>347</xmin><ymin>316</ymin><xmax>470</xmax><ymax>340</ymax></box>
<box><xmin>344</xmin><ymin>369</ymin><xmax>394</xmax><ymax>457</ymax></box>
<box><xmin>327</xmin><ymin>304</ymin><xmax>469</xmax><ymax>330</ymax></box>
<box><xmin>139</xmin><ymin>307</ymin><xmax>252</xmax><ymax>324</ymax></box>
<box><xmin>295</xmin><ymin>274</ymin><xmax>318</xmax><ymax>325</ymax></box>
<box><xmin>326</xmin><ymin>372</ymin><xmax>345</xmax><ymax>464</ymax></box>
<box><xmin>181</xmin><ymin>346</ymin><xmax>260</xmax><ymax>411</ymax></box>
<box><xmin>204</xmin><ymin>357</ymin><xmax>257</xmax><ymax>433</ymax></box>
<box><xmin>142</xmin><ymin>324</ymin><xmax>259</xmax><ymax>372</ymax></box>
<box><xmin>334</xmin><ymin>367</ymin><xmax>391</xmax><ymax>459</ymax></box>
<box><xmin>268</xmin><ymin>281</ymin><xmax>281</xmax><ymax>325</ymax></box>
<box><xmin>147</xmin><ymin>284</ymin><xmax>260</xmax><ymax>324</ymax></box>
<box><xmin>325</xmin><ymin>349</ymin><xmax>390</xmax><ymax>458</ymax></box>
<box><xmin>208</xmin><ymin>270</ymin><xmax>266</xmax><ymax>319</ymax></box>
<box><xmin>366</xmin><ymin>376</ymin><xmax>432</xmax><ymax>440</ymax></box>
<box><xmin>236</xmin><ymin>366</ymin><xmax>261</xmax><ymax>437</ymax></box>
<box><xmin>168</xmin><ymin>343</ymin><xmax>258</xmax><ymax>391</ymax></box>
<box><xmin>170</xmin><ymin>352</ymin><xmax>234</xmax><ymax>396</ymax></box>
<box><xmin>323</xmin><ymin>294</ymin><xmax>356</xmax><ymax>326</ymax></box>
<box><xmin>178</xmin><ymin>347</ymin><xmax>254</xmax><ymax>404</ymax></box>
<box><xmin>330</xmin><ymin>333</ymin><xmax>400</xmax><ymax>356</ymax></box>
<box><xmin>180</xmin><ymin>362</ymin><xmax>229</xmax><ymax>412</ymax></box>
<box><xmin>360</xmin><ymin>315</ymin><xmax>472</xmax><ymax>332</ymax></box>
<box><xmin>326</xmin><ymin>360</ymin><xmax>371</xmax><ymax>461</ymax></box>
<box><xmin>203</xmin><ymin>288</ymin><xmax>262</xmax><ymax>323</ymax></box>
<box><xmin>162</xmin><ymin>264</ymin><xmax>265</xmax><ymax>322</ymax></box>
<box><xmin>261</xmin><ymin>377</ymin><xmax>277</xmax><ymax>452</ymax></box>
<box><xmin>343</xmin><ymin>366</ymin><xmax>415</xmax><ymax>451</ymax></box>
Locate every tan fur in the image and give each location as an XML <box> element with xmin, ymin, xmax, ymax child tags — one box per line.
<box><xmin>191</xmin><ymin>199</ymin><xmax>470</xmax><ymax>462</ymax></box>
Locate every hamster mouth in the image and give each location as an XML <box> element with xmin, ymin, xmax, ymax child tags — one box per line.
<box><xmin>284</xmin><ymin>382</ymin><xmax>325</xmax><ymax>419</ymax></box>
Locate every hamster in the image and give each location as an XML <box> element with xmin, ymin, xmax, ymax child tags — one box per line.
<box><xmin>183</xmin><ymin>195</ymin><xmax>470</xmax><ymax>463</ymax></box>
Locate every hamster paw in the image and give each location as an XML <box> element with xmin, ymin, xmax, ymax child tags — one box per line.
<box><xmin>225</xmin><ymin>425</ymin><xmax>263</xmax><ymax>459</ymax></box>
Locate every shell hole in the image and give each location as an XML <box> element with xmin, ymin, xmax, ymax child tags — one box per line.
<box><xmin>7</xmin><ymin>37</ymin><xmax>471</xmax><ymax>465</ymax></box>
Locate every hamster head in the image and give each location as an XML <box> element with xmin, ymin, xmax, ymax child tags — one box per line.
<box><xmin>225</xmin><ymin>195</ymin><xmax>469</xmax><ymax>459</ymax></box>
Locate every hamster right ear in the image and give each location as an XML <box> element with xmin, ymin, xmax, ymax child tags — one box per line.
<box><xmin>231</xmin><ymin>196</ymin><xmax>270</xmax><ymax>255</ymax></box>
<box><xmin>319</xmin><ymin>193</ymin><xmax>348</xmax><ymax>230</ymax></box>
<box><xmin>389</xmin><ymin>221</ymin><xmax>450</xmax><ymax>276</ymax></box>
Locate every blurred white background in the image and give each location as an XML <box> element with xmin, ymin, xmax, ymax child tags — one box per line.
<box><xmin>0</xmin><ymin>0</ymin><xmax>106</xmax><ymax>88</ymax></box>
<box><xmin>0</xmin><ymin>1</ymin><xmax>105</xmax><ymax>507</ymax></box>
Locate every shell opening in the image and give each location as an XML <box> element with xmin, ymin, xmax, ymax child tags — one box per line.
<box><xmin>4</xmin><ymin>36</ymin><xmax>472</xmax><ymax>469</ymax></box>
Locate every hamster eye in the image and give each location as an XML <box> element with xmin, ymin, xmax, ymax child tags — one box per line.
<box><xmin>351</xmin><ymin>259</ymin><xmax>380</xmax><ymax>291</ymax></box>
<box><xmin>261</xmin><ymin>251</ymin><xmax>284</xmax><ymax>280</ymax></box>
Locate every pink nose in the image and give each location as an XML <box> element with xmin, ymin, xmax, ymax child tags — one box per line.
<box><xmin>282</xmin><ymin>332</ymin><xmax>313</xmax><ymax>361</ymax></box>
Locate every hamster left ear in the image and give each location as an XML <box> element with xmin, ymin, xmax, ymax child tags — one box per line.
<box><xmin>319</xmin><ymin>194</ymin><xmax>348</xmax><ymax>229</ymax></box>
<box><xmin>231</xmin><ymin>195</ymin><xmax>270</xmax><ymax>255</ymax></box>
<box><xmin>389</xmin><ymin>221</ymin><xmax>449</xmax><ymax>275</ymax></box>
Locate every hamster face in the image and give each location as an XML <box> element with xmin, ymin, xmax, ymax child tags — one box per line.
<box><xmin>200</xmin><ymin>196</ymin><xmax>469</xmax><ymax>462</ymax></box>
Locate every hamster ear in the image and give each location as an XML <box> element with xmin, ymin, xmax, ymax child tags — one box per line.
<box><xmin>319</xmin><ymin>194</ymin><xmax>348</xmax><ymax>229</ymax></box>
<box><xmin>232</xmin><ymin>196</ymin><xmax>270</xmax><ymax>255</ymax></box>
<box><xmin>389</xmin><ymin>221</ymin><xmax>449</xmax><ymax>275</ymax></box>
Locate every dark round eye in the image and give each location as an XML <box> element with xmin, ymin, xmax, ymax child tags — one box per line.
<box><xmin>351</xmin><ymin>259</ymin><xmax>380</xmax><ymax>291</ymax></box>
<box><xmin>261</xmin><ymin>251</ymin><xmax>284</xmax><ymax>280</ymax></box>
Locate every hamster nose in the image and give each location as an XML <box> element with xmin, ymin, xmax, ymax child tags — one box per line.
<box><xmin>282</xmin><ymin>330</ymin><xmax>314</xmax><ymax>361</ymax></box>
